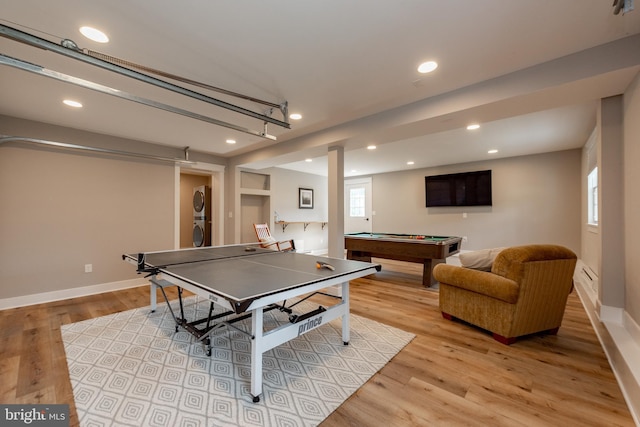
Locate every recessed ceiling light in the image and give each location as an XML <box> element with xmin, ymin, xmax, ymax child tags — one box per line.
<box><xmin>488</xmin><ymin>149</ymin><xmax>498</xmax><ymax>154</ymax></box>
<box><xmin>305</xmin><ymin>158</ymin><xmax>312</xmax><ymax>162</ymax></box>
<box><xmin>226</xmin><ymin>139</ymin><xmax>236</xmax><ymax>144</ymax></box>
<box><xmin>466</xmin><ymin>124</ymin><xmax>480</xmax><ymax>130</ymax></box>
<box><xmin>367</xmin><ymin>145</ymin><xmax>377</xmax><ymax>150</ymax></box>
<box><xmin>407</xmin><ymin>161</ymin><xmax>415</xmax><ymax>165</ymax></box>
<box><xmin>289</xmin><ymin>113</ymin><xmax>302</xmax><ymax>120</ymax></box>
<box><xmin>417</xmin><ymin>61</ymin><xmax>438</xmax><ymax>74</ymax></box>
<box><xmin>79</xmin><ymin>26</ymin><xmax>109</xmax><ymax>43</ymax></box>
<box><xmin>63</xmin><ymin>99</ymin><xmax>83</xmax><ymax>108</ymax></box>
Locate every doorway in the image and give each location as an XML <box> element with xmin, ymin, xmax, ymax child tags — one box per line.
<box><xmin>345</xmin><ymin>178</ymin><xmax>372</xmax><ymax>234</ymax></box>
<box><xmin>177</xmin><ymin>164</ymin><xmax>225</xmax><ymax>249</ymax></box>
<box><xmin>179</xmin><ymin>172</ymin><xmax>210</xmax><ymax>248</ymax></box>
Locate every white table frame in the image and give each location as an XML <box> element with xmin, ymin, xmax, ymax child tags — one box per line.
<box><xmin>140</xmin><ymin>267</ymin><xmax>373</xmax><ymax>402</ymax></box>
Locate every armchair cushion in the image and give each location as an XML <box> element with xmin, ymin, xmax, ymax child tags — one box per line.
<box><xmin>459</xmin><ymin>247</ymin><xmax>505</xmax><ymax>271</ymax></box>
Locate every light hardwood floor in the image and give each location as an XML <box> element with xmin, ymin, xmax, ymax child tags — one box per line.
<box><xmin>0</xmin><ymin>259</ymin><xmax>634</xmax><ymax>426</ymax></box>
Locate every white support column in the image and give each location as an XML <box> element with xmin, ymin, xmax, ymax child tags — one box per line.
<box><xmin>598</xmin><ymin>95</ymin><xmax>625</xmax><ymax>309</ymax></box>
<box><xmin>328</xmin><ymin>146</ymin><xmax>345</xmax><ymax>258</ymax></box>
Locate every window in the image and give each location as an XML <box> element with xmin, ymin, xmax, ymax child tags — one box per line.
<box><xmin>349</xmin><ymin>187</ymin><xmax>365</xmax><ymax>217</ymax></box>
<box><xmin>588</xmin><ymin>167</ymin><xmax>598</xmax><ymax>226</ymax></box>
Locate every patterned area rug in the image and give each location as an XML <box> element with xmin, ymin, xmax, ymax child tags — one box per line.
<box><xmin>61</xmin><ymin>296</ymin><xmax>414</xmax><ymax>426</ymax></box>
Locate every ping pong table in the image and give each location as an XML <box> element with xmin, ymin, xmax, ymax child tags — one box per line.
<box><xmin>122</xmin><ymin>244</ymin><xmax>380</xmax><ymax>402</ymax></box>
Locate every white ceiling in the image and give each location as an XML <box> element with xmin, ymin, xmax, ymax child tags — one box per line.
<box><xmin>1</xmin><ymin>1</ymin><xmax>640</xmax><ymax>176</ymax></box>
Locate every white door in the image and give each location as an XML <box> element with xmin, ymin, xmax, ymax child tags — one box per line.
<box><xmin>345</xmin><ymin>178</ymin><xmax>372</xmax><ymax>233</ymax></box>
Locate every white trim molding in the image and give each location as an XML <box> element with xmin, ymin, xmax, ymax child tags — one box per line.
<box><xmin>601</xmin><ymin>312</ymin><xmax>640</xmax><ymax>427</ymax></box>
<box><xmin>626</xmin><ymin>310</ymin><xmax>640</xmax><ymax>346</ymax></box>
<box><xmin>176</xmin><ymin>162</ymin><xmax>226</xmax><ymax>248</ymax></box>
<box><xmin>601</xmin><ymin>305</ymin><xmax>625</xmax><ymax>324</ymax></box>
<box><xmin>0</xmin><ymin>278</ymin><xmax>148</xmax><ymax>311</ymax></box>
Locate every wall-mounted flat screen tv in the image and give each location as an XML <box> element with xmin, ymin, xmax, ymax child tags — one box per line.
<box><xmin>425</xmin><ymin>170</ymin><xmax>492</xmax><ymax>207</ymax></box>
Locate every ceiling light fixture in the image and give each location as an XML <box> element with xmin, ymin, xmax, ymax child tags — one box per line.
<box><xmin>488</xmin><ymin>149</ymin><xmax>498</xmax><ymax>154</ymax></box>
<box><xmin>63</xmin><ymin>99</ymin><xmax>82</xmax><ymax>108</ymax></box>
<box><xmin>417</xmin><ymin>61</ymin><xmax>438</xmax><ymax>74</ymax></box>
<box><xmin>367</xmin><ymin>145</ymin><xmax>377</xmax><ymax>150</ymax></box>
<box><xmin>79</xmin><ymin>26</ymin><xmax>109</xmax><ymax>43</ymax></box>
<box><xmin>305</xmin><ymin>158</ymin><xmax>312</xmax><ymax>162</ymax></box>
<box><xmin>466</xmin><ymin>124</ymin><xmax>480</xmax><ymax>130</ymax></box>
<box><xmin>289</xmin><ymin>113</ymin><xmax>302</xmax><ymax>120</ymax></box>
<box><xmin>80</xmin><ymin>27</ymin><xmax>109</xmax><ymax>43</ymax></box>
<box><xmin>407</xmin><ymin>161</ymin><xmax>415</xmax><ymax>165</ymax></box>
<box><xmin>226</xmin><ymin>139</ymin><xmax>236</xmax><ymax>144</ymax></box>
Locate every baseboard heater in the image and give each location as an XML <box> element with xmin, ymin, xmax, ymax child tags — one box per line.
<box><xmin>576</xmin><ymin>260</ymin><xmax>599</xmax><ymax>293</ymax></box>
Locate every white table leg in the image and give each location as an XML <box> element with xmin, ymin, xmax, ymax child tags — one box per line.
<box><xmin>342</xmin><ymin>281</ymin><xmax>350</xmax><ymax>344</ymax></box>
<box><xmin>150</xmin><ymin>282</ymin><xmax>157</xmax><ymax>312</ymax></box>
<box><xmin>250</xmin><ymin>306</ymin><xmax>264</xmax><ymax>402</ymax></box>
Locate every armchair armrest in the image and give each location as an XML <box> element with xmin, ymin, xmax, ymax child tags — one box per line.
<box><xmin>433</xmin><ymin>264</ymin><xmax>519</xmax><ymax>304</ymax></box>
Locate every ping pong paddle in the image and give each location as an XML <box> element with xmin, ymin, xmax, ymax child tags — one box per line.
<box><xmin>316</xmin><ymin>261</ymin><xmax>335</xmax><ymax>271</ymax></box>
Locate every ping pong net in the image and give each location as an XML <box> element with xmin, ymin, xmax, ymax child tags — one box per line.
<box><xmin>132</xmin><ymin>244</ymin><xmax>272</xmax><ymax>275</ymax></box>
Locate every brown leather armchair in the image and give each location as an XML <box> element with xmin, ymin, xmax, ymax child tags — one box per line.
<box><xmin>433</xmin><ymin>244</ymin><xmax>577</xmax><ymax>344</ymax></box>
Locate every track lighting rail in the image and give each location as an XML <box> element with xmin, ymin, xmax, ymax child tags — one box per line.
<box><xmin>0</xmin><ymin>23</ymin><xmax>290</xmax><ymax>133</ymax></box>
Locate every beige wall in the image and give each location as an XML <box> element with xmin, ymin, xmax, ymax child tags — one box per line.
<box><xmin>0</xmin><ymin>115</ymin><xmax>226</xmax><ymax>303</ymax></box>
<box><xmin>240</xmin><ymin>194</ymin><xmax>270</xmax><ymax>243</ymax></box>
<box><xmin>229</xmin><ymin>167</ymin><xmax>329</xmax><ymax>252</ymax></box>
<box><xmin>623</xmin><ymin>73</ymin><xmax>640</xmax><ymax>324</ymax></box>
<box><xmin>0</xmin><ymin>146</ymin><xmax>175</xmax><ymax>299</ymax></box>
<box><xmin>620</xmin><ymin>72</ymin><xmax>640</xmax><ymax>423</ymax></box>
<box><xmin>370</xmin><ymin>149</ymin><xmax>582</xmax><ymax>254</ymax></box>
<box><xmin>269</xmin><ymin>167</ymin><xmax>329</xmax><ymax>253</ymax></box>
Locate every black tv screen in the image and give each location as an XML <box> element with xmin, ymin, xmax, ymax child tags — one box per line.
<box><xmin>425</xmin><ymin>170</ymin><xmax>492</xmax><ymax>207</ymax></box>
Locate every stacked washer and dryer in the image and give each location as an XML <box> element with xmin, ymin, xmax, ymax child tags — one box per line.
<box><xmin>192</xmin><ymin>185</ymin><xmax>211</xmax><ymax>247</ymax></box>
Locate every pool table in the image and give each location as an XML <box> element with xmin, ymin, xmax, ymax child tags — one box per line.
<box><xmin>345</xmin><ymin>232</ymin><xmax>462</xmax><ymax>287</ymax></box>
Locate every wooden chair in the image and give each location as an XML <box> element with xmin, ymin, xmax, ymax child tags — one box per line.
<box><xmin>253</xmin><ymin>223</ymin><xmax>296</xmax><ymax>251</ymax></box>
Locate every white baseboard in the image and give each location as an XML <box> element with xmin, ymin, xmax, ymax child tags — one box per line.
<box><xmin>601</xmin><ymin>314</ymin><xmax>640</xmax><ymax>427</ymax></box>
<box><xmin>625</xmin><ymin>310</ymin><xmax>640</xmax><ymax>346</ymax></box>
<box><xmin>601</xmin><ymin>305</ymin><xmax>625</xmax><ymax>324</ymax></box>
<box><xmin>0</xmin><ymin>278</ymin><xmax>148</xmax><ymax>310</ymax></box>
<box><xmin>574</xmin><ymin>276</ymin><xmax>640</xmax><ymax>426</ymax></box>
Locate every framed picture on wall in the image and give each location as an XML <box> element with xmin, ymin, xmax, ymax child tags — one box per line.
<box><xmin>299</xmin><ymin>188</ymin><xmax>314</xmax><ymax>209</ymax></box>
